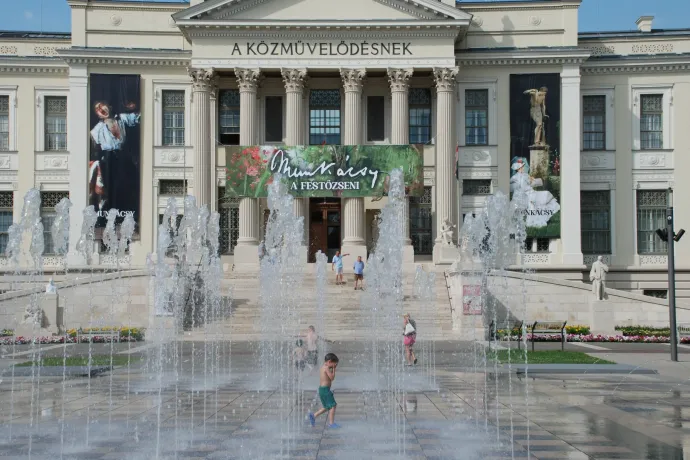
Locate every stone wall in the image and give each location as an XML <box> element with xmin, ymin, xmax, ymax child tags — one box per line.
<box><xmin>0</xmin><ymin>270</ymin><xmax>152</xmax><ymax>331</ymax></box>
<box><xmin>447</xmin><ymin>269</ymin><xmax>690</xmax><ymax>337</ymax></box>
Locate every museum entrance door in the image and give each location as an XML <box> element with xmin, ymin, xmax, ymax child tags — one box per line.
<box><xmin>308</xmin><ymin>198</ymin><xmax>341</xmax><ymax>263</ymax></box>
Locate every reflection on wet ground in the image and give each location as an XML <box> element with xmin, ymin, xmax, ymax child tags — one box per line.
<box><xmin>0</xmin><ymin>342</ymin><xmax>689</xmax><ymax>459</ymax></box>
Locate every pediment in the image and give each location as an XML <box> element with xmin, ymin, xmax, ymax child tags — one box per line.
<box><xmin>174</xmin><ymin>0</ymin><xmax>472</xmax><ymax>23</ymax></box>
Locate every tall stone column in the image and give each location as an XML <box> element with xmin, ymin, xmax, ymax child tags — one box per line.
<box><xmin>340</xmin><ymin>69</ymin><xmax>367</xmax><ymax>264</ymax></box>
<box><xmin>233</xmin><ymin>68</ymin><xmax>261</xmax><ymax>267</ymax></box>
<box><xmin>560</xmin><ymin>64</ymin><xmax>583</xmax><ymax>266</ymax></box>
<box><xmin>189</xmin><ymin>68</ymin><xmax>215</xmax><ymax>209</ymax></box>
<box><xmin>388</xmin><ymin>68</ymin><xmax>415</xmax><ymax>264</ymax></box>
<box><xmin>432</xmin><ymin>67</ymin><xmax>459</xmax><ymax>264</ymax></box>
<box><xmin>282</xmin><ymin>68</ymin><xmax>309</xmax><ymax>262</ymax></box>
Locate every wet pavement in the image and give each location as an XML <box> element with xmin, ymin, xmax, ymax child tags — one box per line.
<box><xmin>0</xmin><ymin>341</ymin><xmax>688</xmax><ymax>459</ymax></box>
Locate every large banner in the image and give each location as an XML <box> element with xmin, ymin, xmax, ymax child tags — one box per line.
<box><xmin>224</xmin><ymin>145</ymin><xmax>424</xmax><ymax>198</ymax></box>
<box><xmin>509</xmin><ymin>74</ymin><xmax>561</xmax><ymax>238</ymax></box>
<box><xmin>88</xmin><ymin>74</ymin><xmax>141</xmax><ymax>228</ymax></box>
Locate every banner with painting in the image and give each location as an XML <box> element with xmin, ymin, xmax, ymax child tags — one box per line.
<box><xmin>88</xmin><ymin>74</ymin><xmax>142</xmax><ymax>229</ymax></box>
<box><xmin>509</xmin><ymin>74</ymin><xmax>561</xmax><ymax>238</ymax></box>
<box><xmin>224</xmin><ymin>145</ymin><xmax>424</xmax><ymax>198</ymax></box>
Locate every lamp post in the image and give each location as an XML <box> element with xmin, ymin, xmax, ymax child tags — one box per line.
<box><xmin>655</xmin><ymin>187</ymin><xmax>685</xmax><ymax>362</ymax></box>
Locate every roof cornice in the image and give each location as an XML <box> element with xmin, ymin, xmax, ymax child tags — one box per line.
<box><xmin>457</xmin><ymin>47</ymin><xmax>590</xmax><ymax>66</ymax></box>
<box><xmin>0</xmin><ymin>57</ymin><xmax>68</xmax><ymax>73</ymax></box>
<box><xmin>175</xmin><ymin>19</ymin><xmax>469</xmax><ymax>29</ymax></box>
<box><xmin>582</xmin><ymin>54</ymin><xmax>690</xmax><ymax>74</ymax></box>
<box><xmin>68</xmin><ymin>0</ymin><xmax>185</xmax><ymax>13</ymax></box>
<box><xmin>57</xmin><ymin>48</ymin><xmax>191</xmax><ymax>66</ymax></box>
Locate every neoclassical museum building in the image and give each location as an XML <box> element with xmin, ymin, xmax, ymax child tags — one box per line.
<box><xmin>0</xmin><ymin>0</ymin><xmax>689</xmax><ymax>297</ymax></box>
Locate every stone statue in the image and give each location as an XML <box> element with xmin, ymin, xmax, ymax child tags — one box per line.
<box><xmin>23</xmin><ymin>302</ymin><xmax>43</xmax><ymax>326</ymax></box>
<box><xmin>440</xmin><ymin>218</ymin><xmax>456</xmax><ymax>246</ymax></box>
<box><xmin>523</xmin><ymin>87</ymin><xmax>549</xmax><ymax>147</ymax></box>
<box><xmin>45</xmin><ymin>278</ymin><xmax>57</xmax><ymax>294</ymax></box>
<box><xmin>589</xmin><ymin>255</ymin><xmax>609</xmax><ymax>300</ymax></box>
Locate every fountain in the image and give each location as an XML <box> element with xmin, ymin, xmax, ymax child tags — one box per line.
<box><xmin>0</xmin><ymin>170</ymin><xmax>542</xmax><ymax>460</ymax></box>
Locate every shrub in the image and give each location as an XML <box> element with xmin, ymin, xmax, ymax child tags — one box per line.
<box><xmin>66</xmin><ymin>327</ymin><xmax>145</xmax><ymax>341</ymax></box>
<box><xmin>615</xmin><ymin>325</ymin><xmax>670</xmax><ymax>337</ymax></box>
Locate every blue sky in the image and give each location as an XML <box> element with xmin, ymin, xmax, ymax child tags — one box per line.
<box><xmin>0</xmin><ymin>0</ymin><xmax>687</xmax><ymax>33</ymax></box>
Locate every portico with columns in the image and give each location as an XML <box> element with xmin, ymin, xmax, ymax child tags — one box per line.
<box><xmin>172</xmin><ymin>0</ymin><xmax>472</xmax><ymax>268</ymax></box>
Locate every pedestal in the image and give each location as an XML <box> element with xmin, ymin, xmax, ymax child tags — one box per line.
<box><xmin>403</xmin><ymin>245</ymin><xmax>414</xmax><ymax>264</ymax></box>
<box><xmin>433</xmin><ymin>244</ymin><xmax>460</xmax><ymax>265</ymax></box>
<box><xmin>589</xmin><ymin>300</ymin><xmax>615</xmax><ymax>335</ymax></box>
<box><xmin>14</xmin><ymin>293</ymin><xmax>60</xmax><ymax>337</ymax></box>
<box><xmin>529</xmin><ymin>145</ymin><xmax>549</xmax><ymax>183</ymax></box>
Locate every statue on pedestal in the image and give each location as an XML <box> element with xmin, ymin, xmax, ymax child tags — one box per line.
<box><xmin>45</xmin><ymin>278</ymin><xmax>57</xmax><ymax>294</ymax></box>
<box><xmin>440</xmin><ymin>218</ymin><xmax>455</xmax><ymax>246</ymax></box>
<box><xmin>524</xmin><ymin>87</ymin><xmax>549</xmax><ymax>147</ymax></box>
<box><xmin>589</xmin><ymin>255</ymin><xmax>609</xmax><ymax>300</ymax></box>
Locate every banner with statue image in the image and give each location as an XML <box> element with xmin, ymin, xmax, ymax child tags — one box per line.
<box><xmin>509</xmin><ymin>74</ymin><xmax>561</xmax><ymax>238</ymax></box>
<box><xmin>224</xmin><ymin>145</ymin><xmax>424</xmax><ymax>198</ymax></box>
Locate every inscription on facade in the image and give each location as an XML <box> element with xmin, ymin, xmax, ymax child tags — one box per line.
<box><xmin>229</xmin><ymin>41</ymin><xmax>413</xmax><ymax>57</ymax></box>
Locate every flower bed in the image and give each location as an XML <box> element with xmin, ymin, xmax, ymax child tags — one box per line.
<box><xmin>66</xmin><ymin>327</ymin><xmax>144</xmax><ymax>341</ymax></box>
<box><xmin>495</xmin><ymin>325</ymin><xmax>590</xmax><ymax>339</ymax></box>
<box><xmin>500</xmin><ymin>333</ymin><xmax>690</xmax><ymax>343</ymax></box>
<box><xmin>615</xmin><ymin>325</ymin><xmax>671</xmax><ymax>337</ymax></box>
<box><xmin>0</xmin><ymin>335</ymin><xmax>141</xmax><ymax>345</ymax></box>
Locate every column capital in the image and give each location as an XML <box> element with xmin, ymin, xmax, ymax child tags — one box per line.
<box><xmin>433</xmin><ymin>67</ymin><xmax>459</xmax><ymax>92</ymax></box>
<box><xmin>281</xmin><ymin>68</ymin><xmax>308</xmax><ymax>93</ymax></box>
<box><xmin>340</xmin><ymin>68</ymin><xmax>366</xmax><ymax>93</ymax></box>
<box><xmin>387</xmin><ymin>68</ymin><xmax>413</xmax><ymax>92</ymax></box>
<box><xmin>188</xmin><ymin>67</ymin><xmax>217</xmax><ymax>92</ymax></box>
<box><xmin>235</xmin><ymin>68</ymin><xmax>261</xmax><ymax>93</ymax></box>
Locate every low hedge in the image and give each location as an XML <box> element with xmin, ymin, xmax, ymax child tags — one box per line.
<box><xmin>615</xmin><ymin>325</ymin><xmax>671</xmax><ymax>337</ymax></box>
<box><xmin>496</xmin><ymin>325</ymin><xmax>590</xmax><ymax>339</ymax></box>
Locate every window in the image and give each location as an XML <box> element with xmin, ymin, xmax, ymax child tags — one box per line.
<box><xmin>219</xmin><ymin>89</ymin><xmax>240</xmax><ymax>145</ymax></box>
<box><xmin>0</xmin><ymin>191</ymin><xmax>12</xmax><ymax>254</ymax></box>
<box><xmin>0</xmin><ymin>96</ymin><xmax>8</xmax><ymax>151</ymax></box>
<box><xmin>41</xmin><ymin>191</ymin><xmax>69</xmax><ymax>255</ymax></box>
<box><xmin>159</xmin><ymin>179</ymin><xmax>186</xmax><ymax>196</ymax></box>
<box><xmin>44</xmin><ymin>96</ymin><xmax>67</xmax><ymax>151</ymax></box>
<box><xmin>465</xmin><ymin>89</ymin><xmax>488</xmax><ymax>145</ymax></box>
<box><xmin>643</xmin><ymin>289</ymin><xmax>667</xmax><ymax>299</ymax></box>
<box><xmin>158</xmin><ymin>214</ymin><xmax>183</xmax><ymax>257</ymax></box>
<box><xmin>462</xmin><ymin>179</ymin><xmax>491</xmax><ymax>195</ymax></box>
<box><xmin>581</xmin><ymin>190</ymin><xmax>611</xmax><ymax>254</ymax></box>
<box><xmin>309</xmin><ymin>90</ymin><xmax>341</xmax><ymax>145</ymax></box>
<box><xmin>367</xmin><ymin>96</ymin><xmax>385</xmax><ymax>142</ymax></box>
<box><xmin>583</xmin><ymin>95</ymin><xmax>605</xmax><ymax>150</ymax></box>
<box><xmin>640</xmin><ymin>94</ymin><xmax>663</xmax><ymax>150</ymax></box>
<box><xmin>162</xmin><ymin>90</ymin><xmax>185</xmax><ymax>146</ymax></box>
<box><xmin>410</xmin><ymin>186</ymin><xmax>432</xmax><ymax>255</ymax></box>
<box><xmin>524</xmin><ymin>237</ymin><xmax>550</xmax><ymax>253</ymax></box>
<box><xmin>637</xmin><ymin>190</ymin><xmax>667</xmax><ymax>254</ymax></box>
<box><xmin>219</xmin><ymin>187</ymin><xmax>240</xmax><ymax>255</ymax></box>
<box><xmin>409</xmin><ymin>88</ymin><xmax>431</xmax><ymax>144</ymax></box>
<box><xmin>264</xmin><ymin>96</ymin><xmax>283</xmax><ymax>143</ymax></box>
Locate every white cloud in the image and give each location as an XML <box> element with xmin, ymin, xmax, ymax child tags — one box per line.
<box><xmin>24</xmin><ymin>10</ymin><xmax>34</xmax><ymax>20</ymax></box>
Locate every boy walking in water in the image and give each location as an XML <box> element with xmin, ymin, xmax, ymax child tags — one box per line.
<box><xmin>308</xmin><ymin>353</ymin><xmax>340</xmax><ymax>428</ymax></box>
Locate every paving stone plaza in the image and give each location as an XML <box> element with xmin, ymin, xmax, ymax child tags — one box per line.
<box><xmin>0</xmin><ymin>341</ymin><xmax>688</xmax><ymax>459</ymax></box>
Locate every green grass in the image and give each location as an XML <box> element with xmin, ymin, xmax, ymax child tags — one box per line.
<box><xmin>16</xmin><ymin>356</ymin><xmax>141</xmax><ymax>367</ymax></box>
<box><xmin>488</xmin><ymin>350</ymin><xmax>614</xmax><ymax>365</ymax></box>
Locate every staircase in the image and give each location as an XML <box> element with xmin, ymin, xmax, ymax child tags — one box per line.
<box><xmin>183</xmin><ymin>265</ymin><xmax>455</xmax><ymax>341</ymax></box>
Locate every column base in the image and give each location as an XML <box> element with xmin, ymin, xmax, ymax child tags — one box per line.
<box><xmin>297</xmin><ymin>245</ymin><xmax>308</xmax><ymax>265</ymax></box>
<box><xmin>433</xmin><ymin>243</ymin><xmax>460</xmax><ymax>265</ymax></box>
<box><xmin>341</xmin><ymin>244</ymin><xmax>367</xmax><ymax>267</ymax></box>
<box><xmin>402</xmin><ymin>243</ymin><xmax>414</xmax><ymax>264</ymax></box>
<box><xmin>561</xmin><ymin>252</ymin><xmax>584</xmax><ymax>266</ymax></box>
<box><xmin>233</xmin><ymin>243</ymin><xmax>260</xmax><ymax>269</ymax></box>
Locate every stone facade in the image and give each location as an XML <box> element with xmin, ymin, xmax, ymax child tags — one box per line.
<box><xmin>0</xmin><ymin>0</ymin><xmax>688</xmax><ymax>297</ymax></box>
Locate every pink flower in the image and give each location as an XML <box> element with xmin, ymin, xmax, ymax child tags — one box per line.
<box><xmin>246</xmin><ymin>166</ymin><xmax>259</xmax><ymax>177</ymax></box>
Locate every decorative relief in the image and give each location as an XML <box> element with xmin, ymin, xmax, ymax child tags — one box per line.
<box><xmin>161</xmin><ymin>150</ymin><xmax>184</xmax><ymax>164</ymax></box>
<box><xmin>580</xmin><ymin>45</ymin><xmax>616</xmax><ymax>56</ymax></box>
<box><xmin>340</xmin><ymin>68</ymin><xmax>366</xmax><ymax>92</ymax></box>
<box><xmin>110</xmin><ymin>15</ymin><xmax>122</xmax><ymax>26</ymax></box>
<box><xmin>632</xmin><ymin>43</ymin><xmax>674</xmax><ymax>54</ymax></box>
<box><xmin>234</xmin><ymin>68</ymin><xmax>261</xmax><ymax>92</ymax></box>
<box><xmin>639</xmin><ymin>154</ymin><xmax>665</xmax><ymax>167</ymax></box>
<box><xmin>387</xmin><ymin>68</ymin><xmax>413</xmax><ymax>92</ymax></box>
<box><xmin>471</xmin><ymin>16</ymin><xmax>483</xmax><ymax>27</ymax></box>
<box><xmin>101</xmin><ymin>255</ymin><xmax>132</xmax><ymax>266</ymax></box>
<box><xmin>43</xmin><ymin>156</ymin><xmax>68</xmax><ymax>170</ymax></box>
<box><xmin>0</xmin><ymin>156</ymin><xmax>10</xmax><ymax>169</ymax></box>
<box><xmin>522</xmin><ymin>253</ymin><xmax>549</xmax><ymax>264</ymax></box>
<box><xmin>433</xmin><ymin>67</ymin><xmax>459</xmax><ymax>92</ymax></box>
<box><xmin>462</xmin><ymin>150</ymin><xmax>490</xmax><ymax>165</ymax></box>
<box><xmin>33</xmin><ymin>46</ymin><xmax>66</xmax><ymax>56</ymax></box>
<box><xmin>188</xmin><ymin>67</ymin><xmax>217</xmax><ymax>92</ymax></box>
<box><xmin>640</xmin><ymin>255</ymin><xmax>667</xmax><ymax>265</ymax></box>
<box><xmin>0</xmin><ymin>46</ymin><xmax>17</xmax><ymax>55</ymax></box>
<box><xmin>423</xmin><ymin>169</ymin><xmax>435</xmax><ymax>186</ymax></box>
<box><xmin>528</xmin><ymin>16</ymin><xmax>542</xmax><ymax>26</ymax></box>
<box><xmin>584</xmin><ymin>254</ymin><xmax>610</xmax><ymax>266</ymax></box>
<box><xmin>43</xmin><ymin>256</ymin><xmax>65</xmax><ymax>267</ymax></box>
<box><xmin>281</xmin><ymin>68</ymin><xmax>308</xmax><ymax>93</ymax></box>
